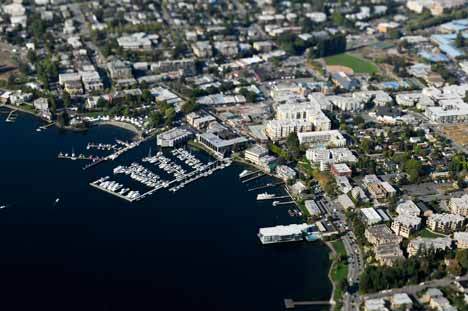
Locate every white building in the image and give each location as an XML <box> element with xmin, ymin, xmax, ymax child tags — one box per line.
<box><xmin>156</xmin><ymin>128</ymin><xmax>193</xmax><ymax>147</ymax></box>
<box><xmin>297</xmin><ymin>130</ymin><xmax>346</xmax><ymax>147</ymax></box>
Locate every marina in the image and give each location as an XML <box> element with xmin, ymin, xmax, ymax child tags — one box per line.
<box><xmin>89</xmin><ymin>147</ymin><xmax>232</xmax><ymax>202</ymax></box>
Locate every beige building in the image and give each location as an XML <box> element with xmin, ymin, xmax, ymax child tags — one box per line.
<box><xmin>391</xmin><ymin>214</ymin><xmax>422</xmax><ymax>238</ymax></box>
<box><xmin>427</xmin><ymin>213</ymin><xmax>464</xmax><ymax>234</ymax></box>
<box><xmin>454</xmin><ymin>231</ymin><xmax>468</xmax><ymax>249</ymax></box>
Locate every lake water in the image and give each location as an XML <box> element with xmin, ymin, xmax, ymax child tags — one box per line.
<box><xmin>0</xmin><ymin>112</ymin><xmax>332</xmax><ymax>311</ymax></box>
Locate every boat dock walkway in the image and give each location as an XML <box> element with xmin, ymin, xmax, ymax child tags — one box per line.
<box><xmin>273</xmin><ymin>201</ymin><xmax>295</xmax><ymax>206</ymax></box>
<box><xmin>5</xmin><ymin>109</ymin><xmax>17</xmax><ymax>122</ymax></box>
<box><xmin>284</xmin><ymin>299</ymin><xmax>331</xmax><ymax>309</ymax></box>
<box><xmin>89</xmin><ymin>181</ymin><xmax>135</xmax><ymax>202</ymax></box>
<box><xmin>258</xmin><ymin>195</ymin><xmax>289</xmax><ymax>201</ymax></box>
<box><xmin>39</xmin><ymin>122</ymin><xmax>55</xmax><ymax>130</ymax></box>
<box><xmin>248</xmin><ymin>181</ymin><xmax>284</xmax><ymax>192</ymax></box>
<box><xmin>239</xmin><ymin>170</ymin><xmax>260</xmax><ymax>179</ymax></box>
<box><xmin>242</xmin><ymin>173</ymin><xmax>266</xmax><ymax>183</ymax></box>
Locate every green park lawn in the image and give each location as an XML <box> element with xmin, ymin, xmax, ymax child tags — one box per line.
<box><xmin>324</xmin><ymin>53</ymin><xmax>379</xmax><ymax>74</ymax></box>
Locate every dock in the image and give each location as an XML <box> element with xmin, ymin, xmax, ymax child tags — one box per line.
<box><xmin>5</xmin><ymin>109</ymin><xmax>17</xmax><ymax>122</ymax></box>
<box><xmin>89</xmin><ymin>180</ymin><xmax>135</xmax><ymax>202</ymax></box>
<box><xmin>239</xmin><ymin>170</ymin><xmax>260</xmax><ymax>179</ymax></box>
<box><xmin>257</xmin><ymin>195</ymin><xmax>290</xmax><ymax>201</ymax></box>
<box><xmin>273</xmin><ymin>200</ymin><xmax>295</xmax><ymax>206</ymax></box>
<box><xmin>284</xmin><ymin>299</ymin><xmax>331</xmax><ymax>309</ymax></box>
<box><xmin>248</xmin><ymin>181</ymin><xmax>284</xmax><ymax>192</ymax></box>
<box><xmin>242</xmin><ymin>173</ymin><xmax>266</xmax><ymax>183</ymax></box>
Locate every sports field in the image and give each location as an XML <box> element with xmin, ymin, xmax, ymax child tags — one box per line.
<box><xmin>325</xmin><ymin>53</ymin><xmax>379</xmax><ymax>74</ymax></box>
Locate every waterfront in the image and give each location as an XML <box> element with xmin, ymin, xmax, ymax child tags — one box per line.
<box><xmin>0</xmin><ymin>113</ymin><xmax>332</xmax><ymax>311</ymax></box>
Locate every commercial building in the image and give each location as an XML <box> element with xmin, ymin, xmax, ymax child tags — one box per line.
<box><xmin>391</xmin><ymin>214</ymin><xmax>422</xmax><ymax>238</ymax></box>
<box><xmin>407</xmin><ymin>237</ymin><xmax>452</xmax><ymax>256</ymax></box>
<box><xmin>197</xmin><ymin>130</ymin><xmax>248</xmax><ymax>157</ymax></box>
<box><xmin>244</xmin><ymin>145</ymin><xmax>268</xmax><ymax>165</ymax></box>
<box><xmin>156</xmin><ymin>128</ymin><xmax>193</xmax><ymax>147</ymax></box>
<box><xmin>427</xmin><ymin>213</ymin><xmax>465</xmax><ymax>233</ymax></box>
<box><xmin>258</xmin><ymin>223</ymin><xmax>310</xmax><ymax>244</ymax></box>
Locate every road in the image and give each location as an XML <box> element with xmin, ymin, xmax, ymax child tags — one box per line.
<box><xmin>320</xmin><ymin>194</ymin><xmax>363</xmax><ymax>311</ymax></box>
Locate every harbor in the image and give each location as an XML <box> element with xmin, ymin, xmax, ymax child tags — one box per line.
<box><xmin>89</xmin><ymin>147</ymin><xmax>232</xmax><ymax>202</ymax></box>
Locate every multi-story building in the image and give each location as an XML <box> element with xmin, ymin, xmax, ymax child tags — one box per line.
<box><xmin>157</xmin><ymin>128</ymin><xmax>193</xmax><ymax>147</ymax></box>
<box><xmin>427</xmin><ymin>213</ymin><xmax>465</xmax><ymax>234</ymax></box>
<box><xmin>297</xmin><ymin>130</ymin><xmax>346</xmax><ymax>147</ymax></box>
<box><xmin>407</xmin><ymin>237</ymin><xmax>452</xmax><ymax>256</ymax></box>
<box><xmin>365</xmin><ymin>224</ymin><xmax>403</xmax><ymax>246</ymax></box>
<box><xmin>396</xmin><ymin>200</ymin><xmax>421</xmax><ymax>217</ymax></box>
<box><xmin>449</xmin><ymin>194</ymin><xmax>468</xmax><ymax>217</ymax></box>
<box><xmin>244</xmin><ymin>145</ymin><xmax>268</xmax><ymax>165</ymax></box>
<box><xmin>306</xmin><ymin>147</ymin><xmax>357</xmax><ymax>164</ymax></box>
<box><xmin>191</xmin><ymin>41</ymin><xmax>213</xmax><ymax>58</ymax></box>
<box><xmin>391</xmin><ymin>214</ymin><xmax>422</xmax><ymax>238</ymax></box>
<box><xmin>454</xmin><ymin>231</ymin><xmax>468</xmax><ymax>249</ymax></box>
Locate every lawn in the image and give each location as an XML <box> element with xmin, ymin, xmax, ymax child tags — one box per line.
<box><xmin>324</xmin><ymin>53</ymin><xmax>379</xmax><ymax>74</ymax></box>
<box><xmin>418</xmin><ymin>228</ymin><xmax>447</xmax><ymax>238</ymax></box>
<box><xmin>330</xmin><ymin>240</ymin><xmax>349</xmax><ymax>310</ymax></box>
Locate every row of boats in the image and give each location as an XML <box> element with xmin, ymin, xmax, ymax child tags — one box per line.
<box><xmin>114</xmin><ymin>163</ymin><xmax>170</xmax><ymax>189</ymax></box>
<box><xmin>91</xmin><ymin>176</ymin><xmax>141</xmax><ymax>201</ymax></box>
<box><xmin>86</xmin><ymin>142</ymin><xmax>119</xmax><ymax>151</ymax></box>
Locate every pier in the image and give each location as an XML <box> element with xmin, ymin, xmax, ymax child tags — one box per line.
<box><xmin>5</xmin><ymin>109</ymin><xmax>17</xmax><ymax>122</ymax></box>
<box><xmin>241</xmin><ymin>173</ymin><xmax>266</xmax><ymax>183</ymax></box>
<box><xmin>257</xmin><ymin>195</ymin><xmax>289</xmax><ymax>201</ymax></box>
<box><xmin>273</xmin><ymin>200</ymin><xmax>295</xmax><ymax>206</ymax></box>
<box><xmin>239</xmin><ymin>170</ymin><xmax>260</xmax><ymax>179</ymax></box>
<box><xmin>248</xmin><ymin>181</ymin><xmax>284</xmax><ymax>192</ymax></box>
<box><xmin>89</xmin><ymin>179</ymin><xmax>137</xmax><ymax>202</ymax></box>
<box><xmin>284</xmin><ymin>299</ymin><xmax>331</xmax><ymax>309</ymax></box>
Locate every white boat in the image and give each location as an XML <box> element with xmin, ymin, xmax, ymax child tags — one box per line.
<box><xmin>0</xmin><ymin>205</ymin><xmax>6</xmax><ymax>209</ymax></box>
<box><xmin>239</xmin><ymin>170</ymin><xmax>250</xmax><ymax>178</ymax></box>
<box><xmin>257</xmin><ymin>192</ymin><xmax>275</xmax><ymax>200</ymax></box>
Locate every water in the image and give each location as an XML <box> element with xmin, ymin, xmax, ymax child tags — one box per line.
<box><xmin>0</xmin><ymin>112</ymin><xmax>332</xmax><ymax>311</ymax></box>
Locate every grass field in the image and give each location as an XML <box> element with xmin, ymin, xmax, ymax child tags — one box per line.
<box><xmin>325</xmin><ymin>53</ymin><xmax>379</xmax><ymax>74</ymax></box>
<box><xmin>418</xmin><ymin>228</ymin><xmax>447</xmax><ymax>238</ymax></box>
<box><xmin>330</xmin><ymin>240</ymin><xmax>349</xmax><ymax>310</ymax></box>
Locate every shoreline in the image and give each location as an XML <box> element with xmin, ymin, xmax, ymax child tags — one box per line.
<box><xmin>1</xmin><ymin>104</ymin><xmax>142</xmax><ymax>138</ymax></box>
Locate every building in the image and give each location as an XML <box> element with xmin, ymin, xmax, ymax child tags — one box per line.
<box><xmin>306</xmin><ymin>147</ymin><xmax>357</xmax><ymax>165</ymax></box>
<box><xmin>377</xmin><ymin>22</ymin><xmax>399</xmax><ymax>33</ymax></box>
<box><xmin>191</xmin><ymin>41</ymin><xmax>213</xmax><ymax>58</ymax></box>
<box><xmin>276</xmin><ymin>165</ymin><xmax>297</xmax><ymax>181</ymax></box>
<box><xmin>375</xmin><ymin>243</ymin><xmax>405</xmax><ymax>266</ymax></box>
<box><xmin>391</xmin><ymin>214</ymin><xmax>422</xmax><ymax>238</ymax></box>
<box><xmin>454</xmin><ymin>231</ymin><xmax>468</xmax><ymax>249</ymax></box>
<box><xmin>197</xmin><ymin>128</ymin><xmax>248</xmax><ymax>157</ymax></box>
<box><xmin>107</xmin><ymin>59</ymin><xmax>133</xmax><ymax>80</ymax></box>
<box><xmin>156</xmin><ymin>128</ymin><xmax>193</xmax><ymax>147</ymax></box>
<box><xmin>214</xmin><ymin>41</ymin><xmax>239</xmax><ymax>57</ymax></box>
<box><xmin>361</xmin><ymin>208</ymin><xmax>383</xmax><ymax>225</ymax></box>
<box><xmin>364</xmin><ymin>298</ymin><xmax>387</xmax><ymax>311</ymax></box>
<box><xmin>337</xmin><ymin>194</ymin><xmax>355</xmax><ymax>210</ymax></box>
<box><xmin>258</xmin><ymin>223</ymin><xmax>310</xmax><ymax>244</ymax></box>
<box><xmin>449</xmin><ymin>194</ymin><xmax>468</xmax><ymax>217</ymax></box>
<box><xmin>367</xmin><ymin>181</ymin><xmax>396</xmax><ymax>200</ymax></box>
<box><xmin>304</xmin><ymin>200</ymin><xmax>321</xmax><ymax>217</ymax></box>
<box><xmin>244</xmin><ymin>145</ymin><xmax>268</xmax><ymax>165</ymax></box>
<box><xmin>365</xmin><ymin>224</ymin><xmax>402</xmax><ymax>246</ymax></box>
<box><xmin>427</xmin><ymin>213</ymin><xmax>465</xmax><ymax>233</ymax></box>
<box><xmin>331</xmin><ymin>72</ymin><xmax>360</xmax><ymax>92</ymax></box>
<box><xmin>391</xmin><ymin>293</ymin><xmax>413</xmax><ymax>310</ymax></box>
<box><xmin>265</xmin><ymin>102</ymin><xmax>331</xmax><ymax>140</ymax></box>
<box><xmin>331</xmin><ymin>163</ymin><xmax>352</xmax><ymax>177</ymax></box>
<box><xmin>396</xmin><ymin>200</ymin><xmax>421</xmax><ymax>216</ymax></box>
<box><xmin>297</xmin><ymin>130</ymin><xmax>346</xmax><ymax>147</ymax></box>
<box><xmin>407</xmin><ymin>237</ymin><xmax>452</xmax><ymax>256</ymax></box>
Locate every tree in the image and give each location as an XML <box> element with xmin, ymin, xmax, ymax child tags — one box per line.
<box><xmin>403</xmin><ymin>159</ymin><xmax>422</xmax><ymax>183</ymax></box>
<box><xmin>181</xmin><ymin>99</ymin><xmax>200</xmax><ymax>114</ymax></box>
<box><xmin>456</xmin><ymin>31</ymin><xmax>466</xmax><ymax>48</ymax></box>
<box><xmin>286</xmin><ymin>132</ymin><xmax>300</xmax><ymax>159</ymax></box>
<box><xmin>63</xmin><ymin>92</ymin><xmax>71</xmax><ymax>108</ymax></box>
<box><xmin>456</xmin><ymin>249</ymin><xmax>468</xmax><ymax>271</ymax></box>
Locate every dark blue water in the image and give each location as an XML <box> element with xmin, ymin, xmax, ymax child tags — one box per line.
<box><xmin>0</xmin><ymin>112</ymin><xmax>332</xmax><ymax>311</ymax></box>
